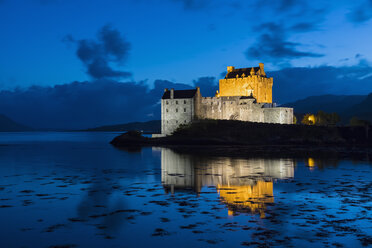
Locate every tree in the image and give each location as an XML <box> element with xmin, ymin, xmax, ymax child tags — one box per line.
<box><xmin>302</xmin><ymin>111</ymin><xmax>340</xmax><ymax>126</ymax></box>
<box><xmin>350</xmin><ymin>117</ymin><xmax>371</xmax><ymax>126</ymax></box>
<box><xmin>316</xmin><ymin>111</ymin><xmax>327</xmax><ymax>125</ymax></box>
<box><xmin>302</xmin><ymin>114</ymin><xmax>315</xmax><ymax>125</ymax></box>
<box><xmin>329</xmin><ymin>112</ymin><xmax>340</xmax><ymax>126</ymax></box>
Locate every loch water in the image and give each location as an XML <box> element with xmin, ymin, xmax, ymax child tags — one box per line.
<box><xmin>0</xmin><ymin>132</ymin><xmax>371</xmax><ymax>248</ymax></box>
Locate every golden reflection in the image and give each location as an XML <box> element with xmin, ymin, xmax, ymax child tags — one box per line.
<box><xmin>159</xmin><ymin>148</ymin><xmax>294</xmax><ymax>218</ymax></box>
<box><xmin>307</xmin><ymin>158</ymin><xmax>316</xmax><ymax>170</ymax></box>
<box><xmin>217</xmin><ymin>181</ymin><xmax>273</xmax><ymax>218</ymax></box>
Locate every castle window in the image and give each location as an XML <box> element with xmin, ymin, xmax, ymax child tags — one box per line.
<box><xmin>176</xmin><ymin>120</ymin><xmax>178</xmax><ymax>123</ymax></box>
<box><xmin>184</xmin><ymin>108</ymin><xmax>186</xmax><ymax>112</ymax></box>
<box><xmin>184</xmin><ymin>100</ymin><xmax>186</xmax><ymax>104</ymax></box>
<box><xmin>166</xmin><ymin>109</ymin><xmax>168</xmax><ymax>112</ymax></box>
<box><xmin>176</xmin><ymin>108</ymin><xmax>178</xmax><ymax>112</ymax></box>
<box><xmin>176</xmin><ymin>101</ymin><xmax>178</xmax><ymax>104</ymax></box>
<box><xmin>166</xmin><ymin>101</ymin><xmax>168</xmax><ymax>105</ymax></box>
<box><xmin>184</xmin><ymin>120</ymin><xmax>186</xmax><ymax>123</ymax></box>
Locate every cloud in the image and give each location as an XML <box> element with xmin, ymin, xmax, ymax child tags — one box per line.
<box><xmin>245</xmin><ymin>22</ymin><xmax>323</xmax><ymax>64</ymax></box>
<box><xmin>348</xmin><ymin>0</ymin><xmax>372</xmax><ymax>23</ymax></box>
<box><xmin>192</xmin><ymin>76</ymin><xmax>218</xmax><ymax>97</ymax></box>
<box><xmin>171</xmin><ymin>0</ymin><xmax>211</xmax><ymax>10</ymax></box>
<box><xmin>272</xmin><ymin>63</ymin><xmax>372</xmax><ymax>103</ymax></box>
<box><xmin>65</xmin><ymin>25</ymin><xmax>131</xmax><ymax>79</ymax></box>
<box><xmin>0</xmin><ymin>79</ymin><xmax>193</xmax><ymax>129</ymax></box>
<box><xmin>289</xmin><ymin>22</ymin><xmax>318</xmax><ymax>32</ymax></box>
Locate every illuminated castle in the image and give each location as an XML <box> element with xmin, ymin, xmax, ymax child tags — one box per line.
<box><xmin>158</xmin><ymin>63</ymin><xmax>294</xmax><ymax>135</ymax></box>
<box><xmin>217</xmin><ymin>63</ymin><xmax>272</xmax><ymax>103</ymax></box>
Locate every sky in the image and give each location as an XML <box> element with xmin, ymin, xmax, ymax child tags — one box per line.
<box><xmin>0</xmin><ymin>0</ymin><xmax>371</xmax><ymax>129</ymax></box>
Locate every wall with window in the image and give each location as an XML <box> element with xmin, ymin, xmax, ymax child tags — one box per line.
<box><xmin>161</xmin><ymin>98</ymin><xmax>194</xmax><ymax>135</ymax></box>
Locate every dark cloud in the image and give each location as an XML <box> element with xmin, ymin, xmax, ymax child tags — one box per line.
<box><xmin>348</xmin><ymin>0</ymin><xmax>372</xmax><ymax>23</ymax></box>
<box><xmin>289</xmin><ymin>22</ymin><xmax>318</xmax><ymax>32</ymax></box>
<box><xmin>65</xmin><ymin>25</ymin><xmax>131</xmax><ymax>79</ymax></box>
<box><xmin>171</xmin><ymin>0</ymin><xmax>211</xmax><ymax>10</ymax></box>
<box><xmin>192</xmin><ymin>77</ymin><xmax>218</xmax><ymax>97</ymax></box>
<box><xmin>245</xmin><ymin>22</ymin><xmax>323</xmax><ymax>64</ymax></box>
<box><xmin>277</xmin><ymin>0</ymin><xmax>299</xmax><ymax>11</ymax></box>
<box><xmin>0</xmin><ymin>79</ymin><xmax>192</xmax><ymax>129</ymax></box>
<box><xmin>272</xmin><ymin>64</ymin><xmax>372</xmax><ymax>103</ymax></box>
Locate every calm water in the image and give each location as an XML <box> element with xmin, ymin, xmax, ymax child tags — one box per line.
<box><xmin>0</xmin><ymin>132</ymin><xmax>371</xmax><ymax>248</ymax></box>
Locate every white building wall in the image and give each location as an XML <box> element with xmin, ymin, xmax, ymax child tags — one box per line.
<box><xmin>161</xmin><ymin>98</ymin><xmax>194</xmax><ymax>135</ymax></box>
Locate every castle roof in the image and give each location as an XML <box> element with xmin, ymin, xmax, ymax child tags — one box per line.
<box><xmin>225</xmin><ymin>67</ymin><xmax>262</xmax><ymax>79</ymax></box>
<box><xmin>162</xmin><ymin>89</ymin><xmax>198</xmax><ymax>99</ymax></box>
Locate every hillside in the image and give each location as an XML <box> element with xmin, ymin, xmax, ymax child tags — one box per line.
<box><xmin>84</xmin><ymin>120</ymin><xmax>161</xmax><ymax>133</ymax></box>
<box><xmin>346</xmin><ymin>93</ymin><xmax>372</xmax><ymax>122</ymax></box>
<box><xmin>283</xmin><ymin>94</ymin><xmax>372</xmax><ymax>123</ymax></box>
<box><xmin>0</xmin><ymin>114</ymin><xmax>32</xmax><ymax>132</ymax></box>
<box><xmin>283</xmin><ymin>95</ymin><xmax>366</xmax><ymax>114</ymax></box>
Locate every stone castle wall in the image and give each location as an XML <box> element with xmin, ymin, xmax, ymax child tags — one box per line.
<box><xmin>161</xmin><ymin>98</ymin><xmax>194</xmax><ymax>135</ymax></box>
<box><xmin>195</xmin><ymin>95</ymin><xmax>292</xmax><ymax>124</ymax></box>
<box><xmin>263</xmin><ymin>107</ymin><xmax>293</xmax><ymax>124</ymax></box>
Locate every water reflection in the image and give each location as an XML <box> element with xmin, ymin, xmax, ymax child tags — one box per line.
<box><xmin>305</xmin><ymin>157</ymin><xmax>340</xmax><ymax>170</ymax></box>
<box><xmin>160</xmin><ymin>148</ymin><xmax>295</xmax><ymax>217</ymax></box>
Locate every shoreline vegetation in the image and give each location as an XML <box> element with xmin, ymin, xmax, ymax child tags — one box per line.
<box><xmin>110</xmin><ymin>120</ymin><xmax>372</xmax><ymax>160</ymax></box>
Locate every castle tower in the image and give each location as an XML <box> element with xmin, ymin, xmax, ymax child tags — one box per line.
<box><xmin>218</xmin><ymin>63</ymin><xmax>273</xmax><ymax>103</ymax></box>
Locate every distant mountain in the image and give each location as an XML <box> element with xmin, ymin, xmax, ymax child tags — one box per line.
<box><xmin>283</xmin><ymin>94</ymin><xmax>372</xmax><ymax>123</ymax></box>
<box><xmin>84</xmin><ymin>120</ymin><xmax>161</xmax><ymax>133</ymax></box>
<box><xmin>0</xmin><ymin>114</ymin><xmax>32</xmax><ymax>132</ymax></box>
<box><xmin>283</xmin><ymin>95</ymin><xmax>367</xmax><ymax>114</ymax></box>
<box><xmin>345</xmin><ymin>93</ymin><xmax>372</xmax><ymax>122</ymax></box>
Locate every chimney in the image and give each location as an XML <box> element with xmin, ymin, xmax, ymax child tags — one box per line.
<box><xmin>227</xmin><ymin>66</ymin><xmax>235</xmax><ymax>73</ymax></box>
<box><xmin>259</xmin><ymin>63</ymin><xmax>265</xmax><ymax>76</ymax></box>
<box><xmin>170</xmin><ymin>88</ymin><xmax>174</xmax><ymax>99</ymax></box>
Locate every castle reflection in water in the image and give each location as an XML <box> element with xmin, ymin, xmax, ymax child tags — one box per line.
<box><xmin>159</xmin><ymin>148</ymin><xmax>295</xmax><ymax>218</ymax></box>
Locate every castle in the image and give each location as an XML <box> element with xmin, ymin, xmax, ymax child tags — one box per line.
<box><xmin>159</xmin><ymin>63</ymin><xmax>293</xmax><ymax>136</ymax></box>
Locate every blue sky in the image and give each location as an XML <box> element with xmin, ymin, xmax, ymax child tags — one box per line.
<box><xmin>0</xmin><ymin>0</ymin><xmax>371</xmax><ymax>89</ymax></box>
<box><xmin>0</xmin><ymin>0</ymin><xmax>372</xmax><ymax>128</ymax></box>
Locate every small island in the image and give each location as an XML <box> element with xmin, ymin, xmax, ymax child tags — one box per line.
<box><xmin>111</xmin><ymin>64</ymin><xmax>372</xmax><ymax>159</ymax></box>
<box><xmin>111</xmin><ymin>119</ymin><xmax>372</xmax><ymax>158</ymax></box>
